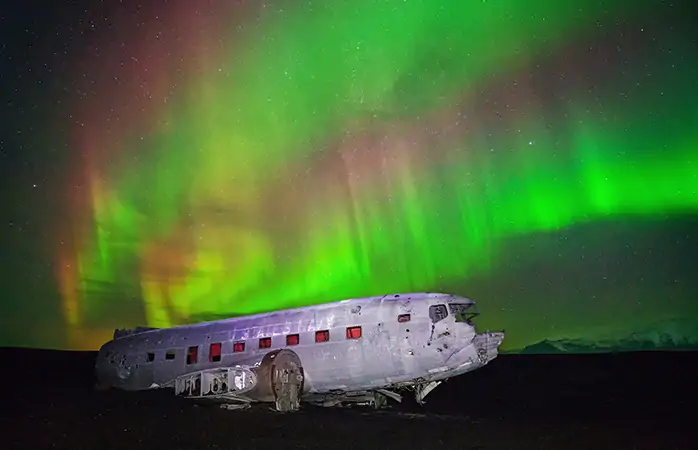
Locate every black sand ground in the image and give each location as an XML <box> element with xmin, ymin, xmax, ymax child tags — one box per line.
<box><xmin>5</xmin><ymin>348</ymin><xmax>696</xmax><ymax>450</ymax></box>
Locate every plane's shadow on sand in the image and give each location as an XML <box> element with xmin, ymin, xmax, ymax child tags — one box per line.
<box><xmin>5</xmin><ymin>348</ymin><xmax>696</xmax><ymax>450</ymax></box>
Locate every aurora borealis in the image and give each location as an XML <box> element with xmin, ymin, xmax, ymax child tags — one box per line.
<box><xmin>1</xmin><ymin>0</ymin><xmax>696</xmax><ymax>351</ymax></box>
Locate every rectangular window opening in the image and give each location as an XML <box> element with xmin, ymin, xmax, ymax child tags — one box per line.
<box><xmin>346</xmin><ymin>326</ymin><xmax>362</xmax><ymax>339</ymax></box>
<box><xmin>259</xmin><ymin>337</ymin><xmax>272</xmax><ymax>349</ymax></box>
<box><xmin>186</xmin><ymin>346</ymin><xmax>198</xmax><ymax>365</ymax></box>
<box><xmin>286</xmin><ymin>334</ymin><xmax>299</xmax><ymax>346</ymax></box>
<box><xmin>315</xmin><ymin>330</ymin><xmax>330</xmax><ymax>343</ymax></box>
<box><xmin>209</xmin><ymin>343</ymin><xmax>222</xmax><ymax>362</ymax></box>
<box><xmin>398</xmin><ymin>313</ymin><xmax>411</xmax><ymax>323</ymax></box>
<box><xmin>429</xmin><ymin>304</ymin><xmax>448</xmax><ymax>324</ymax></box>
<box><xmin>165</xmin><ymin>350</ymin><xmax>176</xmax><ymax>360</ymax></box>
<box><xmin>233</xmin><ymin>342</ymin><xmax>245</xmax><ymax>353</ymax></box>
<box><xmin>146</xmin><ymin>352</ymin><xmax>155</xmax><ymax>362</ymax></box>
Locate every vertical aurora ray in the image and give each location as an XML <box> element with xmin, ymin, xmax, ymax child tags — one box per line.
<box><xmin>53</xmin><ymin>0</ymin><xmax>698</xmax><ymax>350</ymax></box>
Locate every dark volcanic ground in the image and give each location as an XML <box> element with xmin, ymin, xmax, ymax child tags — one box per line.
<box><xmin>5</xmin><ymin>349</ymin><xmax>696</xmax><ymax>450</ymax></box>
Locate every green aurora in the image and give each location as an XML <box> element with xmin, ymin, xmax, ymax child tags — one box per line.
<box><xmin>5</xmin><ymin>0</ymin><xmax>696</xmax><ymax>351</ymax></box>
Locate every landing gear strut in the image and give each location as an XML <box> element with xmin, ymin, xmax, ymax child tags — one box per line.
<box><xmin>250</xmin><ymin>349</ymin><xmax>305</xmax><ymax>412</ymax></box>
<box><xmin>272</xmin><ymin>361</ymin><xmax>304</xmax><ymax>412</ymax></box>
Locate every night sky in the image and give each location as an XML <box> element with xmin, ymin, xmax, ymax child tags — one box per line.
<box><xmin>1</xmin><ymin>0</ymin><xmax>696</xmax><ymax>351</ymax></box>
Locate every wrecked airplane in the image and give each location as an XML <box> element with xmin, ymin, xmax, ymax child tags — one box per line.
<box><xmin>95</xmin><ymin>292</ymin><xmax>505</xmax><ymax>412</ymax></box>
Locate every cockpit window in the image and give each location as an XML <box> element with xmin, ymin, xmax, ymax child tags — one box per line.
<box><xmin>449</xmin><ymin>303</ymin><xmax>479</xmax><ymax>324</ymax></box>
<box><xmin>429</xmin><ymin>304</ymin><xmax>448</xmax><ymax>323</ymax></box>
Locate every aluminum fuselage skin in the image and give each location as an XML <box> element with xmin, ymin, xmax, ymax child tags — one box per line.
<box><xmin>95</xmin><ymin>292</ymin><xmax>504</xmax><ymax>396</ymax></box>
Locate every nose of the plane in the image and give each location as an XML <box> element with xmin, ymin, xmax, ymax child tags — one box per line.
<box><xmin>483</xmin><ymin>331</ymin><xmax>505</xmax><ymax>351</ymax></box>
<box><xmin>489</xmin><ymin>331</ymin><xmax>505</xmax><ymax>347</ymax></box>
<box><xmin>471</xmin><ymin>330</ymin><xmax>505</xmax><ymax>362</ymax></box>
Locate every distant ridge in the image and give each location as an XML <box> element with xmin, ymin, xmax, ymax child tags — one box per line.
<box><xmin>506</xmin><ymin>318</ymin><xmax>698</xmax><ymax>354</ymax></box>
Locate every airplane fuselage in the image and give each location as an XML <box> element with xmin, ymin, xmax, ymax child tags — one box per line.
<box><xmin>95</xmin><ymin>292</ymin><xmax>504</xmax><ymax>407</ymax></box>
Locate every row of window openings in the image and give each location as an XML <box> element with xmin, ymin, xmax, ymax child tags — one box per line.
<box><xmin>147</xmin><ymin>322</ymin><xmax>392</xmax><ymax>365</ymax></box>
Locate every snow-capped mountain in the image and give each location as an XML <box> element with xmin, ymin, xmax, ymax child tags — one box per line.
<box><xmin>510</xmin><ymin>318</ymin><xmax>698</xmax><ymax>354</ymax></box>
